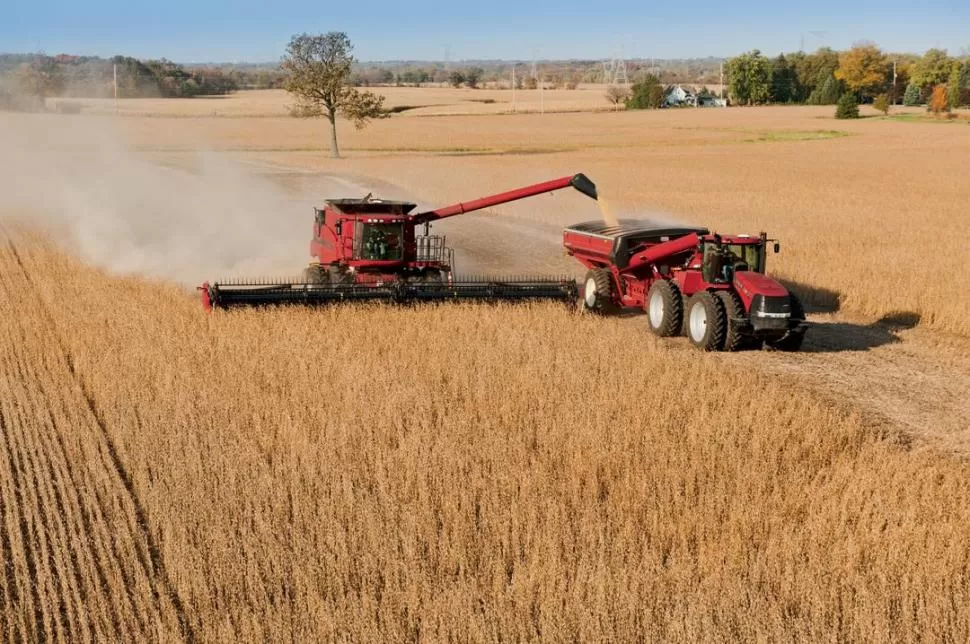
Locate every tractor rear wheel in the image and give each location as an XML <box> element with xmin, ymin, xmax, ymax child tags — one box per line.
<box><xmin>582</xmin><ymin>269</ymin><xmax>619</xmax><ymax>314</ymax></box>
<box><xmin>646</xmin><ymin>280</ymin><xmax>683</xmax><ymax>337</ymax></box>
<box><xmin>303</xmin><ymin>264</ymin><xmax>329</xmax><ymax>285</ymax></box>
<box><xmin>686</xmin><ymin>291</ymin><xmax>726</xmax><ymax>351</ymax></box>
<box><xmin>715</xmin><ymin>290</ymin><xmax>745</xmax><ymax>351</ymax></box>
<box><xmin>766</xmin><ymin>293</ymin><xmax>806</xmax><ymax>352</ymax></box>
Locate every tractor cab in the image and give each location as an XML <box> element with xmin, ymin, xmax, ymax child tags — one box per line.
<box><xmin>699</xmin><ymin>233</ymin><xmax>778</xmax><ymax>284</ymax></box>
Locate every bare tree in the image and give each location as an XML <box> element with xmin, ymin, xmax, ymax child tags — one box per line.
<box><xmin>282</xmin><ymin>33</ymin><xmax>387</xmax><ymax>158</ymax></box>
<box><xmin>605</xmin><ymin>85</ymin><xmax>631</xmax><ymax>110</ymax></box>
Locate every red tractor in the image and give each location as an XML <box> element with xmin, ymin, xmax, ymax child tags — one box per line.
<box><xmin>201</xmin><ymin>174</ymin><xmax>598</xmax><ymax>310</ymax></box>
<box><xmin>563</xmin><ymin>220</ymin><xmax>807</xmax><ymax>351</ymax></box>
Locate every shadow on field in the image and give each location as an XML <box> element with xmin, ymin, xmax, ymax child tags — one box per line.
<box><xmin>778</xmin><ymin>278</ymin><xmax>841</xmax><ymax>313</ymax></box>
<box><xmin>802</xmin><ymin>312</ymin><xmax>921</xmax><ymax>353</ymax></box>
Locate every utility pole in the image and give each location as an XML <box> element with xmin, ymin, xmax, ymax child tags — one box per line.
<box><xmin>511</xmin><ymin>65</ymin><xmax>516</xmax><ymax>112</ymax></box>
<box><xmin>539</xmin><ymin>71</ymin><xmax>544</xmax><ymax>114</ymax></box>
<box><xmin>113</xmin><ymin>63</ymin><xmax>118</xmax><ymax>111</ymax></box>
<box><xmin>720</xmin><ymin>60</ymin><xmax>724</xmax><ymax>100</ymax></box>
<box><xmin>893</xmin><ymin>58</ymin><xmax>898</xmax><ymax>105</ymax></box>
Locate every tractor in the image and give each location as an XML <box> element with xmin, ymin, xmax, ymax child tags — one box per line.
<box><xmin>563</xmin><ymin>220</ymin><xmax>807</xmax><ymax>351</ymax></box>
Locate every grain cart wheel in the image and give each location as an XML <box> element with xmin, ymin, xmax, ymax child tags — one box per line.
<box><xmin>646</xmin><ymin>280</ymin><xmax>683</xmax><ymax>337</ymax></box>
<box><xmin>714</xmin><ymin>290</ymin><xmax>745</xmax><ymax>352</ymax></box>
<box><xmin>582</xmin><ymin>269</ymin><xmax>619</xmax><ymax>314</ymax></box>
<box><xmin>767</xmin><ymin>293</ymin><xmax>806</xmax><ymax>352</ymax></box>
<box><xmin>303</xmin><ymin>264</ymin><xmax>329</xmax><ymax>285</ymax></box>
<box><xmin>686</xmin><ymin>291</ymin><xmax>726</xmax><ymax>351</ymax></box>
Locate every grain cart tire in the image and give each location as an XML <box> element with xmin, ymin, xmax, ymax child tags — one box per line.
<box><xmin>582</xmin><ymin>269</ymin><xmax>619</xmax><ymax>314</ymax></box>
<box><xmin>646</xmin><ymin>280</ymin><xmax>683</xmax><ymax>337</ymax></box>
<box><xmin>303</xmin><ymin>264</ymin><xmax>329</xmax><ymax>285</ymax></box>
<box><xmin>686</xmin><ymin>291</ymin><xmax>726</xmax><ymax>351</ymax></box>
<box><xmin>715</xmin><ymin>290</ymin><xmax>746</xmax><ymax>352</ymax></box>
<box><xmin>767</xmin><ymin>294</ymin><xmax>806</xmax><ymax>352</ymax></box>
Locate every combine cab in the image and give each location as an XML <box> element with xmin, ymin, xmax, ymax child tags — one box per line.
<box><xmin>563</xmin><ymin>219</ymin><xmax>807</xmax><ymax>351</ymax></box>
<box><xmin>201</xmin><ymin>174</ymin><xmax>598</xmax><ymax>310</ymax></box>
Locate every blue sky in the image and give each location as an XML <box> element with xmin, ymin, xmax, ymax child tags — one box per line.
<box><xmin>3</xmin><ymin>0</ymin><xmax>968</xmax><ymax>62</ymax></box>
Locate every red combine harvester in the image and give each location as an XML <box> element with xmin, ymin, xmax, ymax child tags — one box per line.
<box><xmin>563</xmin><ymin>220</ymin><xmax>807</xmax><ymax>351</ymax></box>
<box><xmin>200</xmin><ymin>174</ymin><xmax>598</xmax><ymax>310</ymax></box>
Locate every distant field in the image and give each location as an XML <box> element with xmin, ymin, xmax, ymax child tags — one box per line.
<box><xmin>71</xmin><ymin>86</ymin><xmax>626</xmax><ymax>117</ymax></box>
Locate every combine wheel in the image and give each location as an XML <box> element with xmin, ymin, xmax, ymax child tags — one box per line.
<box><xmin>646</xmin><ymin>280</ymin><xmax>683</xmax><ymax>337</ymax></box>
<box><xmin>582</xmin><ymin>269</ymin><xmax>619</xmax><ymax>314</ymax></box>
<box><xmin>686</xmin><ymin>291</ymin><xmax>726</xmax><ymax>351</ymax></box>
<box><xmin>303</xmin><ymin>264</ymin><xmax>329</xmax><ymax>285</ymax></box>
<box><xmin>714</xmin><ymin>290</ymin><xmax>745</xmax><ymax>351</ymax></box>
<box><xmin>766</xmin><ymin>294</ymin><xmax>806</xmax><ymax>352</ymax></box>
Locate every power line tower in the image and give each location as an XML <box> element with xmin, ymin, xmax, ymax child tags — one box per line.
<box><xmin>602</xmin><ymin>48</ymin><xmax>629</xmax><ymax>85</ymax></box>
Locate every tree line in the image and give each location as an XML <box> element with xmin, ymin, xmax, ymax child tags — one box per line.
<box><xmin>0</xmin><ymin>53</ymin><xmax>290</xmax><ymax>110</ymax></box>
<box><xmin>726</xmin><ymin>45</ymin><xmax>970</xmax><ymax>109</ymax></box>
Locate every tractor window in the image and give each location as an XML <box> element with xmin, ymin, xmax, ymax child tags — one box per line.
<box><xmin>359</xmin><ymin>223</ymin><xmax>404</xmax><ymax>261</ymax></box>
<box><xmin>724</xmin><ymin>244</ymin><xmax>764</xmax><ymax>273</ymax></box>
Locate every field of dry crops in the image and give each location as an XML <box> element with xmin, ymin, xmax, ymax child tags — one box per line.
<box><xmin>1</xmin><ymin>92</ymin><xmax>970</xmax><ymax>640</ymax></box>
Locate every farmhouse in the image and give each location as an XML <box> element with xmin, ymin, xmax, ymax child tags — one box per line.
<box><xmin>666</xmin><ymin>85</ymin><xmax>696</xmax><ymax>107</ymax></box>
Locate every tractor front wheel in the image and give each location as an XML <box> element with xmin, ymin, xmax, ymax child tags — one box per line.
<box><xmin>686</xmin><ymin>291</ymin><xmax>726</xmax><ymax>351</ymax></box>
<box><xmin>714</xmin><ymin>290</ymin><xmax>745</xmax><ymax>351</ymax></box>
<box><xmin>582</xmin><ymin>269</ymin><xmax>619</xmax><ymax>314</ymax></box>
<box><xmin>646</xmin><ymin>280</ymin><xmax>683</xmax><ymax>337</ymax></box>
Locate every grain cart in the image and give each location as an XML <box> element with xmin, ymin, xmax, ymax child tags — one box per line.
<box><xmin>563</xmin><ymin>220</ymin><xmax>807</xmax><ymax>351</ymax></box>
<box><xmin>200</xmin><ymin>174</ymin><xmax>598</xmax><ymax>310</ymax></box>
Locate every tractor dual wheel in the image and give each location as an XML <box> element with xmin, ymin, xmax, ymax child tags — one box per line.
<box><xmin>686</xmin><ymin>291</ymin><xmax>727</xmax><ymax>351</ymax></box>
<box><xmin>582</xmin><ymin>269</ymin><xmax>619</xmax><ymax>314</ymax></box>
<box><xmin>714</xmin><ymin>290</ymin><xmax>745</xmax><ymax>352</ymax></box>
<box><xmin>766</xmin><ymin>293</ymin><xmax>806</xmax><ymax>352</ymax></box>
<box><xmin>646</xmin><ymin>280</ymin><xmax>683</xmax><ymax>337</ymax></box>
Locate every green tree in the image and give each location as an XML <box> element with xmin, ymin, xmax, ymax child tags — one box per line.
<box><xmin>282</xmin><ymin>32</ymin><xmax>387</xmax><ymax>159</ymax></box>
<box><xmin>961</xmin><ymin>61</ymin><xmax>970</xmax><ymax>107</ymax></box>
<box><xmin>835</xmin><ymin>92</ymin><xmax>860</xmax><ymax>119</ymax></box>
<box><xmin>948</xmin><ymin>62</ymin><xmax>962</xmax><ymax>109</ymax></box>
<box><xmin>770</xmin><ymin>53</ymin><xmax>797</xmax><ymax>103</ymax></box>
<box><xmin>625</xmin><ymin>75</ymin><xmax>664</xmax><ymax>109</ymax></box>
<box><xmin>835</xmin><ymin>44</ymin><xmax>889</xmax><ymax>100</ymax></box>
<box><xmin>910</xmin><ymin>48</ymin><xmax>952</xmax><ymax>90</ymax></box>
<box><xmin>809</xmin><ymin>73</ymin><xmax>842</xmax><ymax>105</ymax></box>
<box><xmin>903</xmin><ymin>82</ymin><xmax>921</xmax><ymax>106</ymax></box>
<box><xmin>449</xmin><ymin>70</ymin><xmax>465</xmax><ymax>88</ymax></box>
<box><xmin>794</xmin><ymin>47</ymin><xmax>839</xmax><ymax>100</ymax></box>
<box><xmin>727</xmin><ymin>50</ymin><xmax>771</xmax><ymax>105</ymax></box>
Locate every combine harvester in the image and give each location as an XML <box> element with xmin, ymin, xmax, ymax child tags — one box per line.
<box><xmin>563</xmin><ymin>220</ymin><xmax>808</xmax><ymax>351</ymax></box>
<box><xmin>200</xmin><ymin>174</ymin><xmax>598</xmax><ymax>310</ymax></box>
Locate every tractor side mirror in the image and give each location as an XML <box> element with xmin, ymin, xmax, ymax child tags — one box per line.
<box><xmin>335</xmin><ymin>220</ymin><xmax>343</xmax><ymax>236</ymax></box>
<box><xmin>773</xmin><ymin>242</ymin><xmax>780</xmax><ymax>254</ymax></box>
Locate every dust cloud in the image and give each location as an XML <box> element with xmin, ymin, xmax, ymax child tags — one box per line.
<box><xmin>0</xmin><ymin>113</ymin><xmax>315</xmax><ymax>285</ymax></box>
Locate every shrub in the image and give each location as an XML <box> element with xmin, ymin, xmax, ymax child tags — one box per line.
<box><xmin>835</xmin><ymin>93</ymin><xmax>860</xmax><ymax>119</ymax></box>
<box><xmin>873</xmin><ymin>94</ymin><xmax>890</xmax><ymax>116</ymax></box>
<box><xmin>903</xmin><ymin>83</ymin><xmax>922</xmax><ymax>106</ymax></box>
<box><xmin>928</xmin><ymin>84</ymin><xmax>950</xmax><ymax>115</ymax></box>
<box><xmin>625</xmin><ymin>75</ymin><xmax>664</xmax><ymax>110</ymax></box>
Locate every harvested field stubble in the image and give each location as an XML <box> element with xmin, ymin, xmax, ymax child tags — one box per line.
<box><xmin>3</xmin><ymin>230</ymin><xmax>970</xmax><ymax>641</ymax></box>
